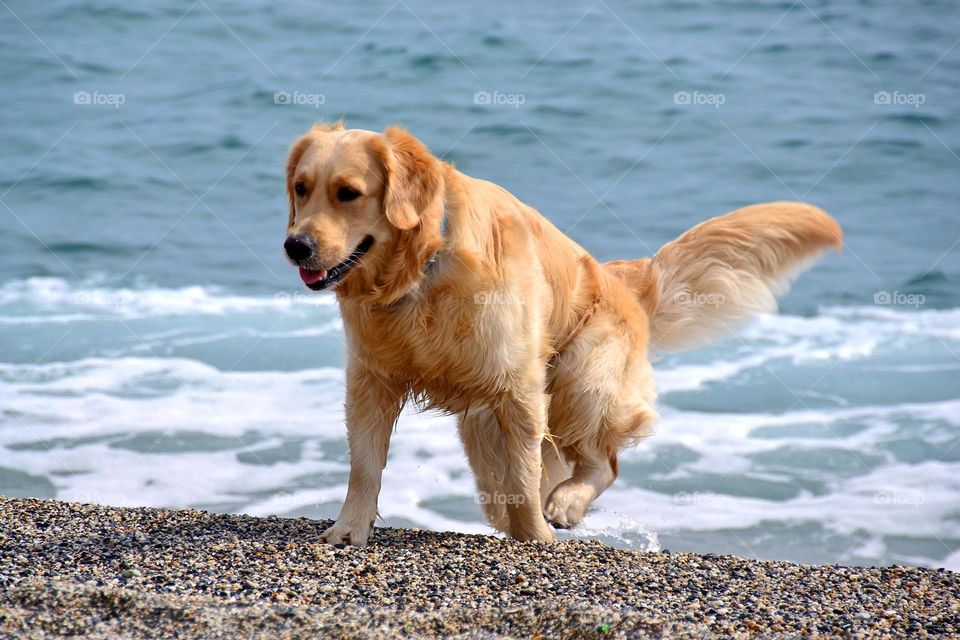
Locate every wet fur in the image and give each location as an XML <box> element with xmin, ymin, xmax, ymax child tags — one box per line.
<box><xmin>284</xmin><ymin>123</ymin><xmax>843</xmax><ymax>545</ymax></box>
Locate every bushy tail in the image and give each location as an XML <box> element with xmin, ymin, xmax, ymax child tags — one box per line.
<box><xmin>605</xmin><ymin>201</ymin><xmax>842</xmax><ymax>351</ymax></box>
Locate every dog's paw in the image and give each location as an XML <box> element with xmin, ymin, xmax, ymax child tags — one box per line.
<box><xmin>320</xmin><ymin>519</ymin><xmax>374</xmax><ymax>547</ymax></box>
<box><xmin>544</xmin><ymin>483</ymin><xmax>591</xmax><ymax>528</ymax></box>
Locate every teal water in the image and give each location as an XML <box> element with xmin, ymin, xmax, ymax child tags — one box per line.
<box><xmin>1</xmin><ymin>1</ymin><xmax>959</xmax><ymax>568</ymax></box>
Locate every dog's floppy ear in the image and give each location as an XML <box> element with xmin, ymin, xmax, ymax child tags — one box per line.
<box><xmin>285</xmin><ymin>134</ymin><xmax>313</xmax><ymax>228</ymax></box>
<box><xmin>373</xmin><ymin>126</ymin><xmax>441</xmax><ymax>230</ymax></box>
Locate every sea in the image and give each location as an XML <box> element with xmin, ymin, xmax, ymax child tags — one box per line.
<box><xmin>1</xmin><ymin>0</ymin><xmax>958</xmax><ymax>569</ymax></box>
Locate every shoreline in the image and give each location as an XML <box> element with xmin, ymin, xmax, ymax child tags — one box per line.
<box><xmin>1</xmin><ymin>497</ymin><xmax>957</xmax><ymax>638</ymax></box>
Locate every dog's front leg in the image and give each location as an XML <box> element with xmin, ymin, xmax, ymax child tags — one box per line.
<box><xmin>493</xmin><ymin>387</ymin><xmax>556</xmax><ymax>542</ymax></box>
<box><xmin>321</xmin><ymin>364</ymin><xmax>404</xmax><ymax>547</ymax></box>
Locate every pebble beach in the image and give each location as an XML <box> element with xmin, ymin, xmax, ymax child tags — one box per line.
<box><xmin>1</xmin><ymin>497</ymin><xmax>958</xmax><ymax>638</ymax></box>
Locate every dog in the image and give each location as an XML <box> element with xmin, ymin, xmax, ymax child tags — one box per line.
<box><xmin>282</xmin><ymin>122</ymin><xmax>842</xmax><ymax>545</ymax></box>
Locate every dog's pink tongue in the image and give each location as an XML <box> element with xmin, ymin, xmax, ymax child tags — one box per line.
<box><xmin>299</xmin><ymin>267</ymin><xmax>326</xmax><ymax>286</ymax></box>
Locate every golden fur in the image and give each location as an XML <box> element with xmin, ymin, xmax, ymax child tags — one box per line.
<box><xmin>283</xmin><ymin>122</ymin><xmax>843</xmax><ymax>545</ymax></box>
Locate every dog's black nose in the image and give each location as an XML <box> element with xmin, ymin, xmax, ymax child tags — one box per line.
<box><xmin>284</xmin><ymin>235</ymin><xmax>314</xmax><ymax>262</ymax></box>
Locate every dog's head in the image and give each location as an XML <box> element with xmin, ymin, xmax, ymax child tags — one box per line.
<box><xmin>283</xmin><ymin>122</ymin><xmax>444</xmax><ymax>301</ymax></box>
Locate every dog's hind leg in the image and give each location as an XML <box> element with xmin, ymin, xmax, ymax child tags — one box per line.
<box><xmin>545</xmin><ymin>318</ymin><xmax>657</xmax><ymax>528</ymax></box>
<box><xmin>544</xmin><ymin>444</ymin><xmax>618</xmax><ymax>528</ymax></box>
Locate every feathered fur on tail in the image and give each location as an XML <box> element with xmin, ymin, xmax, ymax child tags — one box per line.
<box><xmin>606</xmin><ymin>201</ymin><xmax>842</xmax><ymax>351</ymax></box>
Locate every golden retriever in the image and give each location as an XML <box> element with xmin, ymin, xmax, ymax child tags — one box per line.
<box><xmin>282</xmin><ymin>122</ymin><xmax>842</xmax><ymax>545</ymax></box>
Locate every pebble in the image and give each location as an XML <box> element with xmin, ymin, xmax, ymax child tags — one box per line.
<box><xmin>1</xmin><ymin>497</ymin><xmax>958</xmax><ymax>639</ymax></box>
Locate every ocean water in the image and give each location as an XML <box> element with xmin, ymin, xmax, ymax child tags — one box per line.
<box><xmin>2</xmin><ymin>1</ymin><xmax>959</xmax><ymax>569</ymax></box>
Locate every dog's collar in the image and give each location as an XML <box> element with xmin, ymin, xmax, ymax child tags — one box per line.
<box><xmin>423</xmin><ymin>208</ymin><xmax>446</xmax><ymax>274</ymax></box>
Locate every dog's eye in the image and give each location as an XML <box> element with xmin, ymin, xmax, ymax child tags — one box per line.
<box><xmin>337</xmin><ymin>186</ymin><xmax>361</xmax><ymax>203</ymax></box>
<box><xmin>294</xmin><ymin>182</ymin><xmax>307</xmax><ymax>198</ymax></box>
